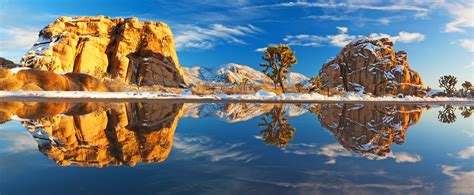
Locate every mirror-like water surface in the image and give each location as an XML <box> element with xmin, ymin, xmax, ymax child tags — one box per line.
<box><xmin>0</xmin><ymin>101</ymin><xmax>472</xmax><ymax>194</ymax></box>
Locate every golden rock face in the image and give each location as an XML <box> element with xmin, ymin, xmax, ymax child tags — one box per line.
<box><xmin>0</xmin><ymin>67</ymin><xmax>109</xmax><ymax>91</ymax></box>
<box><xmin>314</xmin><ymin>104</ymin><xmax>427</xmax><ymax>157</ymax></box>
<box><xmin>0</xmin><ymin>101</ymin><xmax>183</xmax><ymax>167</ymax></box>
<box><xmin>320</xmin><ymin>38</ymin><xmax>425</xmax><ymax>96</ymax></box>
<box><xmin>21</xmin><ymin>16</ymin><xmax>186</xmax><ymax>87</ymax></box>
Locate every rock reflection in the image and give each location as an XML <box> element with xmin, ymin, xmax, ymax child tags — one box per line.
<box><xmin>1</xmin><ymin>102</ymin><xmax>183</xmax><ymax>167</ymax></box>
<box><xmin>258</xmin><ymin>105</ymin><xmax>296</xmax><ymax>148</ymax></box>
<box><xmin>310</xmin><ymin>104</ymin><xmax>428</xmax><ymax>157</ymax></box>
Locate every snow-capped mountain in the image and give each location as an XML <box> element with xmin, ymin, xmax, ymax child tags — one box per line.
<box><xmin>183</xmin><ymin>63</ymin><xmax>310</xmax><ymax>87</ymax></box>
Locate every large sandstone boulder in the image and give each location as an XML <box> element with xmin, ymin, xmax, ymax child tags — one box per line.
<box><xmin>21</xmin><ymin>16</ymin><xmax>186</xmax><ymax>87</ymax></box>
<box><xmin>0</xmin><ymin>67</ymin><xmax>109</xmax><ymax>91</ymax></box>
<box><xmin>319</xmin><ymin>38</ymin><xmax>425</xmax><ymax>96</ymax></box>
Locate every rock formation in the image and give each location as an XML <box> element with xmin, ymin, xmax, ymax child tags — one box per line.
<box><xmin>312</xmin><ymin>104</ymin><xmax>427</xmax><ymax>157</ymax></box>
<box><xmin>0</xmin><ymin>67</ymin><xmax>109</xmax><ymax>91</ymax></box>
<box><xmin>319</xmin><ymin>38</ymin><xmax>425</xmax><ymax>96</ymax></box>
<box><xmin>0</xmin><ymin>57</ymin><xmax>17</xmax><ymax>68</ymax></box>
<box><xmin>21</xmin><ymin>16</ymin><xmax>185</xmax><ymax>87</ymax></box>
<box><xmin>1</xmin><ymin>102</ymin><xmax>183</xmax><ymax>167</ymax></box>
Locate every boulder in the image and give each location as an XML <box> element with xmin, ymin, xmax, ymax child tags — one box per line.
<box><xmin>21</xmin><ymin>16</ymin><xmax>186</xmax><ymax>87</ymax></box>
<box><xmin>0</xmin><ymin>57</ymin><xmax>17</xmax><ymax>68</ymax></box>
<box><xmin>319</xmin><ymin>38</ymin><xmax>425</xmax><ymax>96</ymax></box>
<box><xmin>0</xmin><ymin>67</ymin><xmax>109</xmax><ymax>91</ymax></box>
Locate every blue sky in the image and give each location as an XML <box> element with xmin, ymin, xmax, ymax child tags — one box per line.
<box><xmin>0</xmin><ymin>0</ymin><xmax>472</xmax><ymax>88</ymax></box>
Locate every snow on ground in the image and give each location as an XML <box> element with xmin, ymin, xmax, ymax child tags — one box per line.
<box><xmin>0</xmin><ymin>90</ymin><xmax>472</xmax><ymax>103</ymax></box>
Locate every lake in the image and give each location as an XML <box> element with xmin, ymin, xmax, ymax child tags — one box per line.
<box><xmin>0</xmin><ymin>101</ymin><xmax>472</xmax><ymax>194</ymax></box>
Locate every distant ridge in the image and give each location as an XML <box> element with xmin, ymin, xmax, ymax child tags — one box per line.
<box><xmin>183</xmin><ymin>63</ymin><xmax>310</xmax><ymax>87</ymax></box>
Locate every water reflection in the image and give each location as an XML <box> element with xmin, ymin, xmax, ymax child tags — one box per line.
<box><xmin>258</xmin><ymin>105</ymin><xmax>296</xmax><ymax>148</ymax></box>
<box><xmin>1</xmin><ymin>102</ymin><xmax>472</xmax><ymax>168</ymax></box>
<box><xmin>437</xmin><ymin>105</ymin><xmax>474</xmax><ymax>123</ymax></box>
<box><xmin>0</xmin><ymin>102</ymin><xmax>182</xmax><ymax>167</ymax></box>
<box><xmin>309</xmin><ymin>104</ymin><xmax>427</xmax><ymax>157</ymax></box>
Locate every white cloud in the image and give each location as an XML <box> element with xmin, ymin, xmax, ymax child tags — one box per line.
<box><xmin>396</xmin><ymin>32</ymin><xmax>426</xmax><ymax>43</ymax></box>
<box><xmin>393</xmin><ymin>152</ymin><xmax>422</xmax><ymax>163</ymax></box>
<box><xmin>246</xmin><ymin>1</ymin><xmax>429</xmax><ymax>13</ymax></box>
<box><xmin>255</xmin><ymin>47</ymin><xmax>267</xmax><ymax>52</ymax></box>
<box><xmin>369</xmin><ymin>31</ymin><xmax>425</xmax><ymax>43</ymax></box>
<box><xmin>457</xmin><ymin>146</ymin><xmax>474</xmax><ymax>159</ymax></box>
<box><xmin>458</xmin><ymin>39</ymin><xmax>474</xmax><ymax>53</ymax></box>
<box><xmin>173</xmin><ymin>134</ymin><xmax>258</xmax><ymax>162</ymax></box>
<box><xmin>0</xmin><ymin>27</ymin><xmax>38</xmax><ymax>50</ymax></box>
<box><xmin>174</xmin><ymin>24</ymin><xmax>261</xmax><ymax>50</ymax></box>
<box><xmin>283</xmin><ymin>34</ymin><xmax>326</xmax><ymax>47</ymax></box>
<box><xmin>0</xmin><ymin>127</ymin><xmax>38</xmax><ymax>153</ymax></box>
<box><xmin>283</xmin><ymin>142</ymin><xmax>421</xmax><ymax>164</ymax></box>
<box><xmin>328</xmin><ymin>27</ymin><xmax>357</xmax><ymax>47</ymax></box>
<box><xmin>441</xmin><ymin>165</ymin><xmax>474</xmax><ymax>194</ymax></box>
<box><xmin>284</xmin><ymin>27</ymin><xmax>424</xmax><ymax>48</ymax></box>
<box><xmin>465</xmin><ymin>61</ymin><xmax>474</xmax><ymax>69</ymax></box>
<box><xmin>336</xmin><ymin>26</ymin><xmax>349</xmax><ymax>34</ymax></box>
<box><xmin>444</xmin><ymin>1</ymin><xmax>474</xmax><ymax>32</ymax></box>
<box><xmin>0</xmin><ymin>27</ymin><xmax>39</xmax><ymax>60</ymax></box>
<box><xmin>305</xmin><ymin>15</ymin><xmax>392</xmax><ymax>25</ymax></box>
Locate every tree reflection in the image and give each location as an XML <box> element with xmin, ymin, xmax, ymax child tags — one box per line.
<box><xmin>460</xmin><ymin>106</ymin><xmax>474</xmax><ymax>118</ymax></box>
<box><xmin>438</xmin><ymin>105</ymin><xmax>457</xmax><ymax>124</ymax></box>
<box><xmin>258</xmin><ymin>105</ymin><xmax>296</xmax><ymax>148</ymax></box>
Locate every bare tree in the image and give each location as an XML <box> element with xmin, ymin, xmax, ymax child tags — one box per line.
<box><xmin>439</xmin><ymin>75</ymin><xmax>458</xmax><ymax>97</ymax></box>
<box><xmin>260</xmin><ymin>45</ymin><xmax>297</xmax><ymax>93</ymax></box>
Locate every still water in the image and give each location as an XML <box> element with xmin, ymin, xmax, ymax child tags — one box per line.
<box><xmin>0</xmin><ymin>101</ymin><xmax>472</xmax><ymax>194</ymax></box>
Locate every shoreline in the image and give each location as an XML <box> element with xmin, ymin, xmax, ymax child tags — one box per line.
<box><xmin>0</xmin><ymin>91</ymin><xmax>473</xmax><ymax>105</ymax></box>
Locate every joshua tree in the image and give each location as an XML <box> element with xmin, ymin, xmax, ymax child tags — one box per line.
<box><xmin>260</xmin><ymin>45</ymin><xmax>297</xmax><ymax>93</ymax></box>
<box><xmin>309</xmin><ymin>76</ymin><xmax>323</xmax><ymax>92</ymax></box>
<box><xmin>295</xmin><ymin>82</ymin><xmax>304</xmax><ymax>93</ymax></box>
<box><xmin>438</xmin><ymin>105</ymin><xmax>457</xmax><ymax>124</ymax></box>
<box><xmin>258</xmin><ymin>105</ymin><xmax>296</xmax><ymax>148</ymax></box>
<box><xmin>439</xmin><ymin>75</ymin><xmax>458</xmax><ymax>97</ymax></box>
<box><xmin>461</xmin><ymin>81</ymin><xmax>472</xmax><ymax>97</ymax></box>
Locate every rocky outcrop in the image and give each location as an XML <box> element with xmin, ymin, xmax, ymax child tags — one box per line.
<box><xmin>313</xmin><ymin>104</ymin><xmax>427</xmax><ymax>157</ymax></box>
<box><xmin>21</xmin><ymin>16</ymin><xmax>185</xmax><ymax>87</ymax></box>
<box><xmin>0</xmin><ymin>57</ymin><xmax>17</xmax><ymax>68</ymax></box>
<box><xmin>319</xmin><ymin>38</ymin><xmax>425</xmax><ymax>96</ymax></box>
<box><xmin>2</xmin><ymin>102</ymin><xmax>183</xmax><ymax>167</ymax></box>
<box><xmin>0</xmin><ymin>67</ymin><xmax>109</xmax><ymax>91</ymax></box>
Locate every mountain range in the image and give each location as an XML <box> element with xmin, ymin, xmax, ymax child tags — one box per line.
<box><xmin>183</xmin><ymin>63</ymin><xmax>310</xmax><ymax>87</ymax></box>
